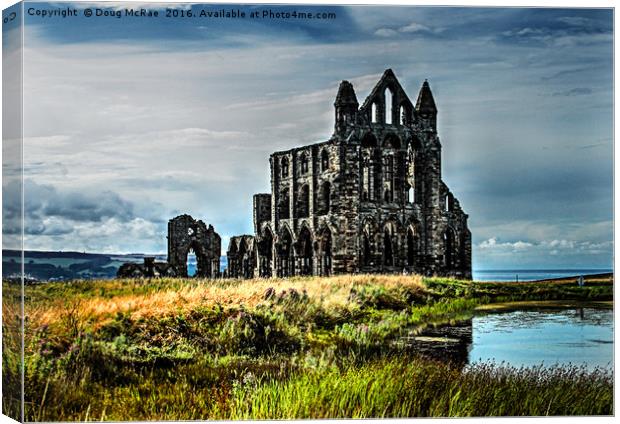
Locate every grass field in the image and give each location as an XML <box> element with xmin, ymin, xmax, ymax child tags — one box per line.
<box><xmin>2</xmin><ymin>274</ymin><xmax>614</xmax><ymax>420</ymax></box>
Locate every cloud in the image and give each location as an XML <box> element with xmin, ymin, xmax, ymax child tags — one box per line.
<box><xmin>17</xmin><ymin>7</ymin><xmax>613</xmax><ymax>268</ymax></box>
<box><xmin>400</xmin><ymin>22</ymin><xmax>432</xmax><ymax>33</ymax></box>
<box><xmin>479</xmin><ymin>238</ymin><xmax>533</xmax><ymax>252</ymax></box>
<box><xmin>540</xmin><ymin>66</ymin><xmax>596</xmax><ymax>82</ymax></box>
<box><xmin>374</xmin><ymin>21</ymin><xmax>444</xmax><ymax>38</ymax></box>
<box><xmin>551</xmin><ymin>87</ymin><xmax>592</xmax><ymax>97</ymax></box>
<box><xmin>557</xmin><ymin>16</ymin><xmax>594</xmax><ymax>27</ymax></box>
<box><xmin>475</xmin><ymin>236</ymin><xmax>612</xmax><ymax>268</ymax></box>
<box><xmin>500</xmin><ymin>26</ymin><xmax>612</xmax><ymax>48</ymax></box>
<box><xmin>23</xmin><ymin>179</ymin><xmax>135</xmax><ymax>224</ymax></box>
<box><xmin>374</xmin><ymin>28</ymin><xmax>398</xmax><ymax>37</ymax></box>
<box><xmin>1</xmin><ymin>179</ymin><xmax>168</xmax><ymax>253</ymax></box>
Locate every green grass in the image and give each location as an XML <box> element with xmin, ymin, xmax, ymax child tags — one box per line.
<box><xmin>226</xmin><ymin>358</ymin><xmax>613</xmax><ymax>418</ymax></box>
<box><xmin>2</xmin><ymin>274</ymin><xmax>613</xmax><ymax>420</ymax></box>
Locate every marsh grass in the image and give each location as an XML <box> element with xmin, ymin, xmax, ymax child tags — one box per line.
<box><xmin>226</xmin><ymin>358</ymin><xmax>613</xmax><ymax>419</ymax></box>
<box><xmin>4</xmin><ymin>274</ymin><xmax>613</xmax><ymax>420</ymax></box>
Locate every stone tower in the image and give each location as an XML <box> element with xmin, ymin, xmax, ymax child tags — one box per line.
<box><xmin>228</xmin><ymin>69</ymin><xmax>472</xmax><ymax>279</ymax></box>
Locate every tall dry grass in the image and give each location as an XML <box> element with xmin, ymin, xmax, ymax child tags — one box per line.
<box><xmin>30</xmin><ymin>274</ymin><xmax>426</xmax><ymax>328</ymax></box>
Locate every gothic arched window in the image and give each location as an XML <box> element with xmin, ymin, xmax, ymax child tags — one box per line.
<box><xmin>278</xmin><ymin>188</ymin><xmax>290</xmax><ymax>219</ymax></box>
<box><xmin>281</xmin><ymin>157</ymin><xmax>289</xmax><ymax>178</ymax></box>
<box><xmin>385</xmin><ymin>88</ymin><xmax>393</xmax><ymax>124</ymax></box>
<box><xmin>408</xmin><ymin>185</ymin><xmax>415</xmax><ymax>203</ymax></box>
<box><xmin>297</xmin><ymin>185</ymin><xmax>310</xmax><ymax>218</ymax></box>
<box><xmin>321</xmin><ymin>149</ymin><xmax>329</xmax><ymax>172</ymax></box>
<box><xmin>319</xmin><ymin>182</ymin><xmax>331</xmax><ymax>215</ymax></box>
<box><xmin>300</xmin><ymin>153</ymin><xmax>309</xmax><ymax>175</ymax></box>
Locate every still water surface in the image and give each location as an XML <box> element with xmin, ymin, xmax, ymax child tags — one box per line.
<box><xmin>473</xmin><ymin>269</ymin><xmax>612</xmax><ymax>282</ymax></box>
<box><xmin>469</xmin><ymin>307</ymin><xmax>613</xmax><ymax>370</ymax></box>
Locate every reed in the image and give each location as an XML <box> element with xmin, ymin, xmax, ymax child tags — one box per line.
<box><xmin>225</xmin><ymin>358</ymin><xmax>613</xmax><ymax>419</ymax></box>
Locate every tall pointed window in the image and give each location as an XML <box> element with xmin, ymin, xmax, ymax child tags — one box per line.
<box><xmin>371</xmin><ymin>103</ymin><xmax>378</xmax><ymax>123</ymax></box>
<box><xmin>362</xmin><ymin>232</ymin><xmax>371</xmax><ymax>266</ymax></box>
<box><xmin>407</xmin><ymin>229</ymin><xmax>417</xmax><ymax>267</ymax></box>
<box><xmin>383</xmin><ymin>155</ymin><xmax>394</xmax><ymax>203</ymax></box>
<box><xmin>298</xmin><ymin>185</ymin><xmax>310</xmax><ymax>218</ymax></box>
<box><xmin>383</xmin><ymin>229</ymin><xmax>394</xmax><ymax>266</ymax></box>
<box><xmin>385</xmin><ymin>88</ymin><xmax>393</xmax><ymax>124</ymax></box>
<box><xmin>278</xmin><ymin>189</ymin><xmax>290</xmax><ymax>219</ymax></box>
<box><xmin>300</xmin><ymin>153</ymin><xmax>309</xmax><ymax>174</ymax></box>
<box><xmin>321</xmin><ymin>149</ymin><xmax>329</xmax><ymax>172</ymax></box>
<box><xmin>362</xmin><ymin>158</ymin><xmax>370</xmax><ymax>201</ymax></box>
<box><xmin>400</xmin><ymin>105</ymin><xmax>405</xmax><ymax>125</ymax></box>
<box><xmin>281</xmin><ymin>157</ymin><xmax>289</xmax><ymax>178</ymax></box>
<box><xmin>319</xmin><ymin>182</ymin><xmax>331</xmax><ymax>215</ymax></box>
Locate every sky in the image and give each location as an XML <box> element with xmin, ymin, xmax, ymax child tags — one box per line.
<box><xmin>1</xmin><ymin>2</ymin><xmax>614</xmax><ymax>270</ymax></box>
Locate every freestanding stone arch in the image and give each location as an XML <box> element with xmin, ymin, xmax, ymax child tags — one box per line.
<box><xmin>167</xmin><ymin>214</ymin><xmax>221</xmax><ymax>278</ymax></box>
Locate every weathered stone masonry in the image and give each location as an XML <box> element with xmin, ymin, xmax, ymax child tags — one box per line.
<box><xmin>167</xmin><ymin>214</ymin><xmax>221</xmax><ymax>278</ymax></box>
<box><xmin>117</xmin><ymin>214</ymin><xmax>221</xmax><ymax>279</ymax></box>
<box><xmin>228</xmin><ymin>69</ymin><xmax>472</xmax><ymax>279</ymax></box>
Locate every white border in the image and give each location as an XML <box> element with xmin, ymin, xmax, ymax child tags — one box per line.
<box><xmin>0</xmin><ymin>1</ymin><xmax>616</xmax><ymax>424</ymax></box>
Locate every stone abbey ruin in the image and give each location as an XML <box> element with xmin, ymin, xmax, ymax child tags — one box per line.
<box><xmin>118</xmin><ymin>69</ymin><xmax>472</xmax><ymax>280</ymax></box>
<box><xmin>117</xmin><ymin>215</ymin><xmax>221</xmax><ymax>278</ymax></box>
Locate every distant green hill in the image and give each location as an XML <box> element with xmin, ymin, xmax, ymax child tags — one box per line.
<box><xmin>2</xmin><ymin>250</ymin><xmax>228</xmax><ymax>281</ymax></box>
<box><xmin>1</xmin><ymin>250</ymin><xmax>161</xmax><ymax>281</ymax></box>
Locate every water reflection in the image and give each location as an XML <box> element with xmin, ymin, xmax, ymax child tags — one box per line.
<box><xmin>398</xmin><ymin>319</ymin><xmax>473</xmax><ymax>366</ymax></box>
<box><xmin>404</xmin><ymin>307</ymin><xmax>614</xmax><ymax>371</ymax></box>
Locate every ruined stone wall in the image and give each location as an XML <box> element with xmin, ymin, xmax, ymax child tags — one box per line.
<box><xmin>118</xmin><ymin>70</ymin><xmax>471</xmax><ymax>281</ymax></box>
<box><xmin>167</xmin><ymin>214</ymin><xmax>221</xmax><ymax>278</ymax></box>
<box><xmin>226</xmin><ymin>235</ymin><xmax>256</xmax><ymax>279</ymax></box>
<box><xmin>118</xmin><ymin>214</ymin><xmax>222</xmax><ymax>279</ymax></box>
<box><xmin>249</xmin><ymin>69</ymin><xmax>472</xmax><ymax>279</ymax></box>
<box><xmin>253</xmin><ymin>194</ymin><xmax>271</xmax><ymax>235</ymax></box>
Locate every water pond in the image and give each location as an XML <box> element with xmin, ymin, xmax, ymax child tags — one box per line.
<box><xmin>469</xmin><ymin>306</ymin><xmax>613</xmax><ymax>370</ymax></box>
<box><xmin>408</xmin><ymin>304</ymin><xmax>613</xmax><ymax>371</ymax></box>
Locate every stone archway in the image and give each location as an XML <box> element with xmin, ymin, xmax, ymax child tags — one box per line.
<box><xmin>186</xmin><ymin>240</ymin><xmax>210</xmax><ymax>277</ymax></box>
<box><xmin>277</xmin><ymin>227</ymin><xmax>294</xmax><ymax>277</ymax></box>
<box><xmin>167</xmin><ymin>214</ymin><xmax>221</xmax><ymax>278</ymax></box>
<box><xmin>361</xmin><ymin>232</ymin><xmax>371</xmax><ymax>266</ymax></box>
<box><xmin>383</xmin><ymin>229</ymin><xmax>394</xmax><ymax>267</ymax></box>
<box><xmin>318</xmin><ymin>227</ymin><xmax>333</xmax><ymax>276</ymax></box>
<box><xmin>258</xmin><ymin>227</ymin><xmax>274</xmax><ymax>278</ymax></box>
<box><xmin>407</xmin><ymin>225</ymin><xmax>419</xmax><ymax>270</ymax></box>
<box><xmin>238</xmin><ymin>238</ymin><xmax>248</xmax><ymax>278</ymax></box>
<box><xmin>296</xmin><ymin>226</ymin><xmax>314</xmax><ymax>276</ymax></box>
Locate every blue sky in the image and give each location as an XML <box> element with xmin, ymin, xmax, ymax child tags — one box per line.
<box><xmin>3</xmin><ymin>2</ymin><xmax>613</xmax><ymax>269</ymax></box>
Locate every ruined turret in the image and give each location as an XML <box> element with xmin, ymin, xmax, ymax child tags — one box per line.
<box><xmin>415</xmin><ymin>80</ymin><xmax>437</xmax><ymax>131</ymax></box>
<box><xmin>334</xmin><ymin>80</ymin><xmax>359</xmax><ymax>135</ymax></box>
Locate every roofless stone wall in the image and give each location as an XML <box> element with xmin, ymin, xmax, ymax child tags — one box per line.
<box><xmin>228</xmin><ymin>69</ymin><xmax>472</xmax><ymax>279</ymax></box>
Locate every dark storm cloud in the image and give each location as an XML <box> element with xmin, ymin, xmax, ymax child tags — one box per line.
<box><xmin>24</xmin><ymin>179</ymin><xmax>135</xmax><ymax>223</ymax></box>
<box><xmin>2</xmin><ymin>180</ymin><xmax>142</xmax><ymax>235</ymax></box>
<box><xmin>1</xmin><ymin>191</ymin><xmax>22</xmax><ymax>237</ymax></box>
